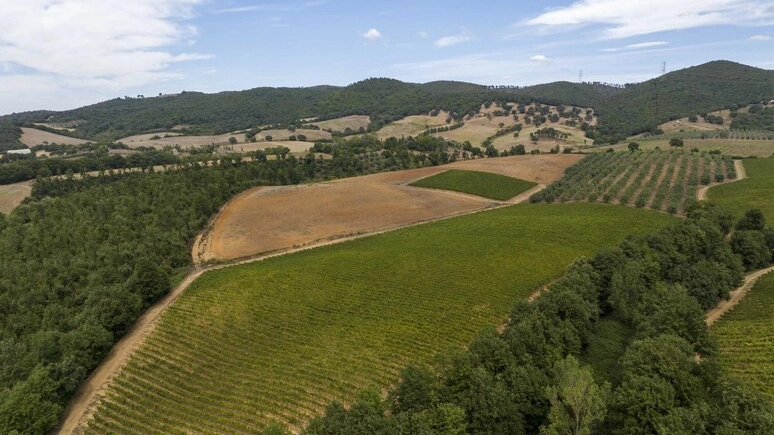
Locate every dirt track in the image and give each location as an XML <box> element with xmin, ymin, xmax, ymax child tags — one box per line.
<box><xmin>697</xmin><ymin>159</ymin><xmax>746</xmax><ymax>201</ymax></box>
<box><xmin>706</xmin><ymin>266</ymin><xmax>774</xmax><ymax>325</ymax></box>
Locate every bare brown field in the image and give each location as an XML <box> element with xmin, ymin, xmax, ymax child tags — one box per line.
<box><xmin>491</xmin><ymin>124</ymin><xmax>592</xmax><ymax>153</ymax></box>
<box><xmin>232</xmin><ymin>141</ymin><xmax>314</xmax><ymax>154</ymax></box>
<box><xmin>375</xmin><ymin>112</ymin><xmax>450</xmax><ymax>140</ymax></box>
<box><xmin>312</xmin><ymin>115</ymin><xmax>370</xmax><ymax>132</ymax></box>
<box><xmin>0</xmin><ymin>181</ymin><xmax>33</xmax><ymax>214</ymax></box>
<box><xmin>20</xmin><ymin>128</ymin><xmax>91</xmax><ymax>147</ymax></box>
<box><xmin>255</xmin><ymin>128</ymin><xmax>332</xmax><ymax>142</ymax></box>
<box><xmin>437</xmin><ymin>114</ymin><xmax>516</xmax><ymax>145</ymax></box>
<box><xmin>658</xmin><ymin>109</ymin><xmax>734</xmax><ymax>134</ymax></box>
<box><xmin>118</xmin><ymin>132</ymin><xmax>237</xmax><ymax>149</ymax></box>
<box><xmin>197</xmin><ymin>154</ymin><xmax>581</xmax><ymax>262</ymax></box>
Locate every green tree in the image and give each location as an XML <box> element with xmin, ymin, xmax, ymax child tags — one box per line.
<box><xmin>627</xmin><ymin>142</ymin><xmax>639</xmax><ymax>152</ymax></box>
<box><xmin>736</xmin><ymin>209</ymin><xmax>766</xmax><ymax>231</ymax></box>
<box><xmin>669</xmin><ymin>138</ymin><xmax>684</xmax><ymax>147</ymax></box>
<box><xmin>228</xmin><ymin>136</ymin><xmax>238</xmax><ymax>145</ymax></box>
<box><xmin>540</xmin><ymin>356</ymin><xmax>610</xmax><ymax>435</ymax></box>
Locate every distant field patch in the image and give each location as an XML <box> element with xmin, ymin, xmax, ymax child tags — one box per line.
<box><xmin>708</xmin><ymin>158</ymin><xmax>774</xmax><ymax>221</ymax></box>
<box><xmin>83</xmin><ymin>203</ymin><xmax>676</xmax><ymax>434</ymax></box>
<box><xmin>375</xmin><ymin>112</ymin><xmax>450</xmax><ymax>140</ymax></box>
<box><xmin>20</xmin><ymin>127</ymin><xmax>90</xmax><ymax>147</ymax></box>
<box><xmin>0</xmin><ymin>181</ymin><xmax>32</xmax><ymax>214</ymax></box>
<box><xmin>312</xmin><ymin>115</ymin><xmax>370</xmax><ymax>132</ymax></box>
<box><xmin>609</xmin><ymin>137</ymin><xmax>774</xmax><ymax>158</ymax></box>
<box><xmin>410</xmin><ymin>169</ymin><xmax>537</xmax><ymax>200</ymax></box>
<box><xmin>713</xmin><ymin>272</ymin><xmax>774</xmax><ymax>401</ymax></box>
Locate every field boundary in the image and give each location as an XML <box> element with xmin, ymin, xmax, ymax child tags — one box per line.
<box><xmin>696</xmin><ymin>159</ymin><xmax>746</xmax><ymax>201</ymax></box>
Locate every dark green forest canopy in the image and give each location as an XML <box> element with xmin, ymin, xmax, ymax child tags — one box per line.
<box><xmin>0</xmin><ymin>121</ymin><xmax>23</xmax><ymax>152</ymax></box>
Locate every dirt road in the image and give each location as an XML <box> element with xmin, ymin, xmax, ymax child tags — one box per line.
<box><xmin>697</xmin><ymin>159</ymin><xmax>746</xmax><ymax>201</ymax></box>
<box><xmin>706</xmin><ymin>266</ymin><xmax>774</xmax><ymax>325</ymax></box>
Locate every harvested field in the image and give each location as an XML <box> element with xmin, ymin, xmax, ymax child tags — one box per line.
<box><xmin>375</xmin><ymin>112</ymin><xmax>450</xmax><ymax>140</ymax></box>
<box><xmin>311</xmin><ymin>115</ymin><xmax>370</xmax><ymax>132</ymax></box>
<box><xmin>20</xmin><ymin>128</ymin><xmax>90</xmax><ymax>147</ymax></box>
<box><xmin>197</xmin><ymin>154</ymin><xmax>581</xmax><ymax>262</ymax></box>
<box><xmin>231</xmin><ymin>141</ymin><xmax>313</xmax><ymax>154</ymax></box>
<box><xmin>118</xmin><ymin>133</ymin><xmax>239</xmax><ymax>149</ymax></box>
<box><xmin>606</xmin><ymin>139</ymin><xmax>774</xmax><ymax>158</ymax></box>
<box><xmin>436</xmin><ymin>114</ymin><xmax>515</xmax><ymax>145</ymax></box>
<box><xmin>255</xmin><ymin>129</ymin><xmax>332</xmax><ymax>142</ymax></box>
<box><xmin>0</xmin><ymin>181</ymin><xmax>32</xmax><ymax>214</ymax></box>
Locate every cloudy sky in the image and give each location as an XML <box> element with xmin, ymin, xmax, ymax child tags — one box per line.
<box><xmin>1</xmin><ymin>0</ymin><xmax>772</xmax><ymax>115</ymax></box>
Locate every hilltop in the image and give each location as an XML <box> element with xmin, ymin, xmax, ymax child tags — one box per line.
<box><xmin>0</xmin><ymin>60</ymin><xmax>772</xmax><ymax>148</ymax></box>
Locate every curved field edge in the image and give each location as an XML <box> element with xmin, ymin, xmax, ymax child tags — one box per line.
<box><xmin>707</xmin><ymin>157</ymin><xmax>774</xmax><ymax>221</ymax></box>
<box><xmin>712</xmin><ymin>271</ymin><xmax>774</xmax><ymax>401</ymax></box>
<box><xmin>81</xmin><ymin>203</ymin><xmax>677</xmax><ymax>434</ymax></box>
<box><xmin>409</xmin><ymin>169</ymin><xmax>538</xmax><ymax>201</ymax></box>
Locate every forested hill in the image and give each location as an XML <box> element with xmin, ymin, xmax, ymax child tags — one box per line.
<box><xmin>2</xmin><ymin>60</ymin><xmax>772</xmax><ymax>144</ymax></box>
<box><xmin>0</xmin><ymin>79</ymin><xmax>616</xmax><ymax>142</ymax></box>
<box><xmin>591</xmin><ymin>60</ymin><xmax>774</xmax><ymax>143</ymax></box>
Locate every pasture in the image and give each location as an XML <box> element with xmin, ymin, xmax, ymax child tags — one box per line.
<box><xmin>607</xmin><ymin>137</ymin><xmax>774</xmax><ymax>158</ymax></box>
<box><xmin>374</xmin><ymin>112</ymin><xmax>450</xmax><ymax>140</ymax></box>
<box><xmin>409</xmin><ymin>169</ymin><xmax>537</xmax><ymax>200</ymax></box>
<box><xmin>707</xmin><ymin>157</ymin><xmax>774</xmax><ymax>220</ymax></box>
<box><xmin>196</xmin><ymin>155</ymin><xmax>581</xmax><ymax>261</ymax></box>
<box><xmin>713</xmin><ymin>272</ymin><xmax>774</xmax><ymax>401</ymax></box>
<box><xmin>0</xmin><ymin>181</ymin><xmax>32</xmax><ymax>214</ymax></box>
<box><xmin>20</xmin><ymin>127</ymin><xmax>91</xmax><ymax>147</ymax></box>
<box><xmin>311</xmin><ymin>115</ymin><xmax>371</xmax><ymax>132</ymax></box>
<box><xmin>83</xmin><ymin>203</ymin><xmax>676</xmax><ymax>434</ymax></box>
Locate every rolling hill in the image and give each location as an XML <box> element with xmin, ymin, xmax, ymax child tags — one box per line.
<box><xmin>1</xmin><ymin>60</ymin><xmax>772</xmax><ymax>147</ymax></box>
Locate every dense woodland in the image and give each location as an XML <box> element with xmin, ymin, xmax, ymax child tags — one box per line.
<box><xmin>298</xmin><ymin>204</ymin><xmax>774</xmax><ymax>435</ymax></box>
<box><xmin>0</xmin><ymin>122</ymin><xmax>23</xmax><ymax>152</ymax></box>
<box><xmin>1</xmin><ymin>61</ymin><xmax>771</xmax><ymax>147</ymax></box>
<box><xmin>0</xmin><ymin>136</ymin><xmax>463</xmax><ymax>435</ymax></box>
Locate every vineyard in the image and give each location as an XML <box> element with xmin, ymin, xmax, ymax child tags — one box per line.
<box><xmin>640</xmin><ymin>129</ymin><xmax>774</xmax><ymax>141</ymax></box>
<box><xmin>530</xmin><ymin>150</ymin><xmax>735</xmax><ymax>215</ymax></box>
<box><xmin>409</xmin><ymin>169</ymin><xmax>537</xmax><ymax>201</ymax></box>
<box><xmin>708</xmin><ymin>157</ymin><xmax>774</xmax><ymax>221</ymax></box>
<box><xmin>713</xmin><ymin>272</ymin><xmax>774</xmax><ymax>401</ymax></box>
<box><xmin>82</xmin><ymin>203</ymin><xmax>675</xmax><ymax>434</ymax></box>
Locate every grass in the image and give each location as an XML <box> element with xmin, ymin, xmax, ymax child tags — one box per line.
<box><xmin>410</xmin><ymin>169</ymin><xmax>537</xmax><ymax>200</ymax></box>
<box><xmin>708</xmin><ymin>158</ymin><xmax>774</xmax><ymax>221</ymax></box>
<box><xmin>712</xmin><ymin>272</ymin><xmax>774</xmax><ymax>401</ymax></box>
<box><xmin>580</xmin><ymin>315</ymin><xmax>634</xmax><ymax>387</ymax></box>
<box><xmin>84</xmin><ymin>203</ymin><xmax>676</xmax><ymax>434</ymax></box>
<box><xmin>606</xmin><ymin>138</ymin><xmax>774</xmax><ymax>158</ymax></box>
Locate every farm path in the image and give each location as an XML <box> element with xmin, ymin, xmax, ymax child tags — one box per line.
<box><xmin>706</xmin><ymin>266</ymin><xmax>774</xmax><ymax>326</ymax></box>
<box><xmin>697</xmin><ymin>159</ymin><xmax>746</xmax><ymax>201</ymax></box>
<box><xmin>59</xmin><ymin>173</ymin><xmax>550</xmax><ymax>434</ymax></box>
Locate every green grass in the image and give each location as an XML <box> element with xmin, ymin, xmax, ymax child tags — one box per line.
<box><xmin>708</xmin><ymin>158</ymin><xmax>774</xmax><ymax>221</ymax></box>
<box><xmin>410</xmin><ymin>169</ymin><xmax>537</xmax><ymax>200</ymax></box>
<box><xmin>581</xmin><ymin>315</ymin><xmax>634</xmax><ymax>387</ymax></box>
<box><xmin>712</xmin><ymin>272</ymin><xmax>774</xmax><ymax>401</ymax></box>
<box><xmin>84</xmin><ymin>203</ymin><xmax>676</xmax><ymax>434</ymax></box>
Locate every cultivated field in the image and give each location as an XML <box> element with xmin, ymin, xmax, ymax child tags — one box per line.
<box><xmin>20</xmin><ymin>127</ymin><xmax>91</xmax><ymax>147</ymax></box>
<box><xmin>311</xmin><ymin>115</ymin><xmax>370</xmax><ymax>132</ymax></box>
<box><xmin>707</xmin><ymin>157</ymin><xmax>774</xmax><ymax>221</ymax></box>
<box><xmin>196</xmin><ymin>155</ymin><xmax>581</xmax><ymax>262</ymax></box>
<box><xmin>607</xmin><ymin>138</ymin><xmax>774</xmax><ymax>158</ymax></box>
<box><xmin>713</xmin><ymin>272</ymin><xmax>774</xmax><ymax>401</ymax></box>
<box><xmin>82</xmin><ymin>203</ymin><xmax>676</xmax><ymax>434</ymax></box>
<box><xmin>0</xmin><ymin>181</ymin><xmax>32</xmax><ymax>214</ymax></box>
<box><xmin>531</xmin><ymin>150</ymin><xmax>734</xmax><ymax>215</ymax></box>
<box><xmin>436</xmin><ymin>114</ymin><xmax>516</xmax><ymax>145</ymax></box>
<box><xmin>374</xmin><ymin>112</ymin><xmax>450</xmax><ymax>140</ymax></box>
<box><xmin>410</xmin><ymin>169</ymin><xmax>537</xmax><ymax>201</ymax></box>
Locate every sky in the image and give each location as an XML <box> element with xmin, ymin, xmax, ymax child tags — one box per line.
<box><xmin>0</xmin><ymin>0</ymin><xmax>772</xmax><ymax>115</ymax></box>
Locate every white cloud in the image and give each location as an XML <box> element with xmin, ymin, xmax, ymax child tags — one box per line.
<box><xmin>527</xmin><ymin>0</ymin><xmax>774</xmax><ymax>39</ymax></box>
<box><xmin>362</xmin><ymin>28</ymin><xmax>383</xmax><ymax>41</ymax></box>
<box><xmin>419</xmin><ymin>31</ymin><xmax>429</xmax><ymax>38</ymax></box>
<box><xmin>750</xmin><ymin>34</ymin><xmax>771</xmax><ymax>41</ymax></box>
<box><xmin>0</xmin><ymin>0</ymin><xmax>207</xmax><ymax>94</ymax></box>
<box><xmin>626</xmin><ymin>41</ymin><xmax>668</xmax><ymax>49</ymax></box>
<box><xmin>435</xmin><ymin>29</ymin><xmax>473</xmax><ymax>48</ymax></box>
<box><xmin>530</xmin><ymin>54</ymin><xmax>553</xmax><ymax>63</ymax></box>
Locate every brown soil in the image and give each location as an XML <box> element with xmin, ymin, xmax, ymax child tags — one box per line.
<box><xmin>312</xmin><ymin>115</ymin><xmax>371</xmax><ymax>132</ymax></box>
<box><xmin>197</xmin><ymin>155</ymin><xmax>580</xmax><ymax>262</ymax></box>
<box><xmin>0</xmin><ymin>181</ymin><xmax>33</xmax><ymax>214</ymax></box>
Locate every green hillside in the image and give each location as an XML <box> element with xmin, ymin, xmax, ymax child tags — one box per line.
<box><xmin>591</xmin><ymin>61</ymin><xmax>774</xmax><ymax>143</ymax></box>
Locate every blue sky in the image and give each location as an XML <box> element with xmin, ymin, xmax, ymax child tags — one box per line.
<box><xmin>1</xmin><ymin>0</ymin><xmax>772</xmax><ymax>115</ymax></box>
